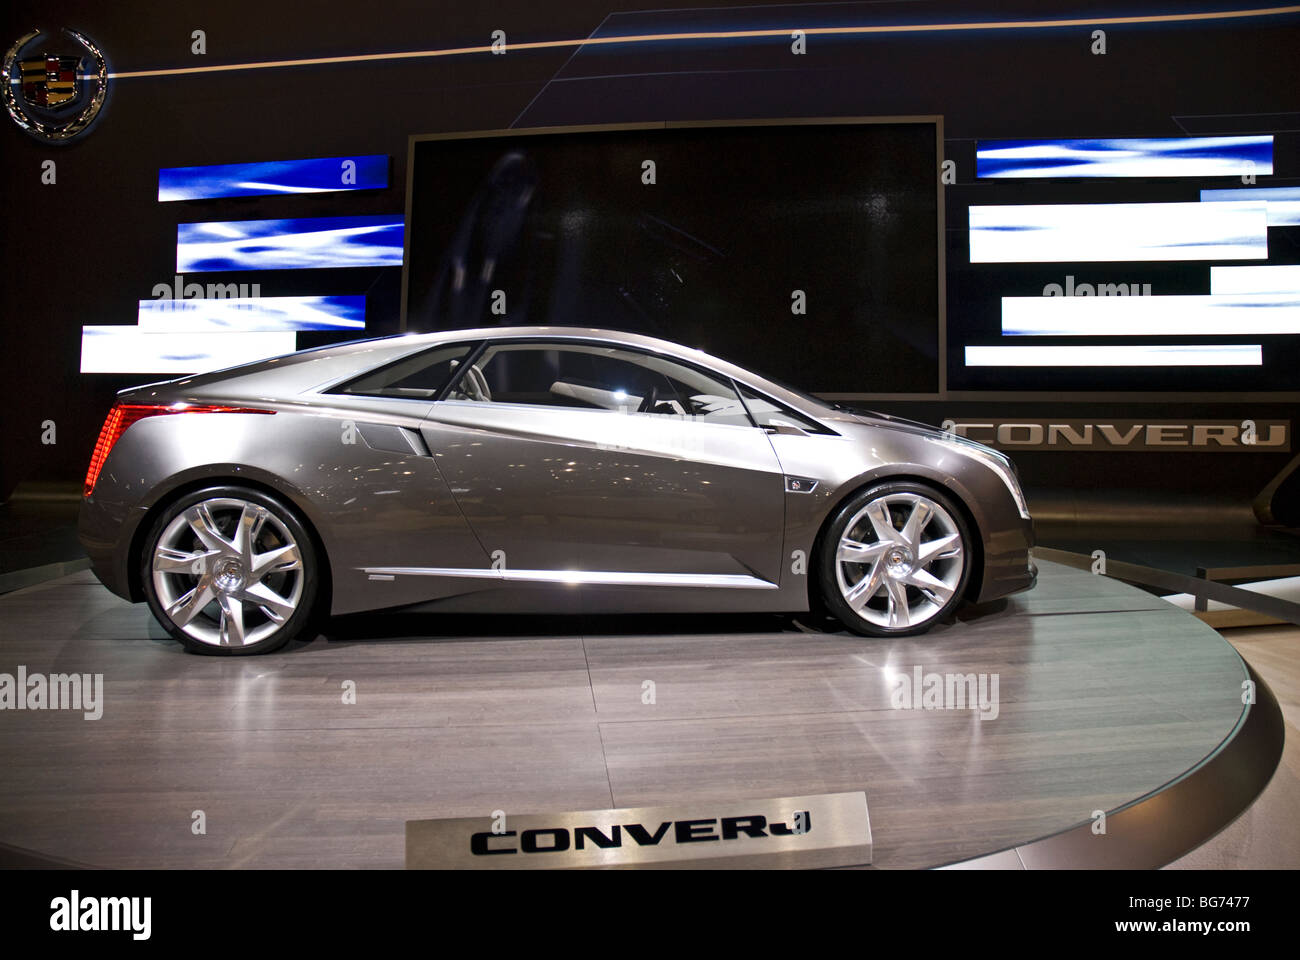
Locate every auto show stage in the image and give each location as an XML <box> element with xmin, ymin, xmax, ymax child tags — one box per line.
<box><xmin>0</xmin><ymin>560</ymin><xmax>1281</xmax><ymax>869</ymax></box>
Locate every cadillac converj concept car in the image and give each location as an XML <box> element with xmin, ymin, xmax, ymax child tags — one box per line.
<box><xmin>79</xmin><ymin>327</ymin><xmax>1036</xmax><ymax>655</ymax></box>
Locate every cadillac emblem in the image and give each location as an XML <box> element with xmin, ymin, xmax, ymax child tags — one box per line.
<box><xmin>3</xmin><ymin>28</ymin><xmax>108</xmax><ymax>143</ymax></box>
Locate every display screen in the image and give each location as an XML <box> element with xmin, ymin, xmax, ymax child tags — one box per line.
<box><xmin>968</xmin><ymin>201</ymin><xmax>1268</xmax><ymax>263</ymax></box>
<box><xmin>177</xmin><ymin>215</ymin><xmax>404</xmax><ymax>272</ymax></box>
<box><xmin>976</xmin><ymin>136</ymin><xmax>1272</xmax><ymax>179</ymax></box>
<box><xmin>80</xmin><ymin>326</ymin><xmax>296</xmax><ymax>374</ymax></box>
<box><xmin>136</xmin><ymin>295</ymin><xmax>367</xmax><ymax>332</ymax></box>
<box><xmin>947</xmin><ymin>126</ymin><xmax>1300</xmax><ymax>393</ymax></box>
<box><xmin>1202</xmin><ymin>186</ymin><xmax>1300</xmax><ymax>226</ymax></box>
<box><xmin>405</xmin><ymin>122</ymin><xmax>940</xmax><ymax>394</ymax></box>
<box><xmin>159</xmin><ymin>155</ymin><xmax>388</xmax><ymax>201</ymax></box>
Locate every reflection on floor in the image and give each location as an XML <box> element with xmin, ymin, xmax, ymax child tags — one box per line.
<box><xmin>1168</xmin><ymin>624</ymin><xmax>1300</xmax><ymax>870</ymax></box>
<box><xmin>0</xmin><ymin>561</ymin><xmax>1252</xmax><ymax>869</ymax></box>
<box><xmin>0</xmin><ymin>489</ymin><xmax>85</xmax><ymax>595</ymax></box>
<box><xmin>0</xmin><ymin>495</ymin><xmax>81</xmax><ymax>574</ymax></box>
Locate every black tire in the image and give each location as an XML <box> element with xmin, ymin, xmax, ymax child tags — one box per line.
<box><xmin>140</xmin><ymin>485</ymin><xmax>322</xmax><ymax>655</ymax></box>
<box><xmin>817</xmin><ymin>481</ymin><xmax>973</xmax><ymax>637</ymax></box>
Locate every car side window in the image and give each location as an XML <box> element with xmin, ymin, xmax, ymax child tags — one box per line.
<box><xmin>447</xmin><ymin>342</ymin><xmax>754</xmax><ymax>426</ymax></box>
<box><xmin>334</xmin><ymin>343</ymin><xmax>475</xmax><ymax>399</ymax></box>
<box><xmin>736</xmin><ymin>383</ymin><xmax>833</xmax><ymax>434</ymax></box>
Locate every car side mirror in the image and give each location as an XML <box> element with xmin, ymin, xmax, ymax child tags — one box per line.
<box><xmin>763</xmin><ymin>422</ymin><xmax>810</xmax><ymax>437</ymax></box>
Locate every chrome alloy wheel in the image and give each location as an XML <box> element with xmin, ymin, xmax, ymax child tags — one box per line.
<box><xmin>152</xmin><ymin>497</ymin><xmax>304</xmax><ymax>648</ymax></box>
<box><xmin>834</xmin><ymin>491</ymin><xmax>965</xmax><ymax>630</ymax></box>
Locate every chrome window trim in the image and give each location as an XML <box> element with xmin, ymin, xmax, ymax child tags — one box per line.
<box><xmin>438</xmin><ymin>336</ymin><xmax>762</xmax><ymax>426</ymax></box>
<box><xmin>317</xmin><ymin>330</ymin><xmax>839</xmax><ymax>435</ymax></box>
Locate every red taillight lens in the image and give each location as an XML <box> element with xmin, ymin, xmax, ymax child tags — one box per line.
<box><xmin>83</xmin><ymin>403</ymin><xmax>274</xmax><ymax>498</ymax></box>
<box><xmin>85</xmin><ymin>405</ymin><xmax>143</xmax><ymax>497</ymax></box>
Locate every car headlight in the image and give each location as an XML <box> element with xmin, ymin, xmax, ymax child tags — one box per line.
<box><xmin>932</xmin><ymin>436</ymin><xmax>1032</xmax><ymax>521</ymax></box>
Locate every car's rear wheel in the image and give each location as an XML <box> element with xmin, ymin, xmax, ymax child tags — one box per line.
<box><xmin>141</xmin><ymin>486</ymin><xmax>320</xmax><ymax>655</ymax></box>
<box><xmin>818</xmin><ymin>481</ymin><xmax>971</xmax><ymax>637</ymax></box>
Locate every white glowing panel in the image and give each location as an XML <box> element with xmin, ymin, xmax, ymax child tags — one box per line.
<box><xmin>1211</xmin><ymin>265</ymin><xmax>1300</xmax><ymax>295</ymax></box>
<box><xmin>1001</xmin><ymin>293</ymin><xmax>1300</xmax><ymax>336</ymax></box>
<box><xmin>80</xmin><ymin>326</ymin><xmax>297</xmax><ymax>374</ymax></box>
<box><xmin>1201</xmin><ymin>186</ymin><xmax>1300</xmax><ymax>226</ymax></box>
<box><xmin>964</xmin><ymin>344</ymin><xmax>1261</xmax><ymax>367</ymax></box>
<box><xmin>138</xmin><ymin>295</ymin><xmax>366</xmax><ymax>332</ymax></box>
<box><xmin>969</xmin><ymin>201</ymin><xmax>1268</xmax><ymax>263</ymax></box>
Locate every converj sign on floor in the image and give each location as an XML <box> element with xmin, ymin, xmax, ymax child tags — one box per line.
<box><xmin>406</xmin><ymin>792</ymin><xmax>872</xmax><ymax>869</ymax></box>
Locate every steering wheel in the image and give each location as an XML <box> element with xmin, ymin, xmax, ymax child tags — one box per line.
<box><xmin>637</xmin><ymin>385</ymin><xmax>659</xmax><ymax>413</ymax></box>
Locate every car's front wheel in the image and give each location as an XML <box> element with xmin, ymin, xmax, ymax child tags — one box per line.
<box><xmin>141</xmin><ymin>486</ymin><xmax>320</xmax><ymax>655</ymax></box>
<box><xmin>818</xmin><ymin>481</ymin><xmax>972</xmax><ymax>636</ymax></box>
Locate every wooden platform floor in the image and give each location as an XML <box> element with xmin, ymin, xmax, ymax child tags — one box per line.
<box><xmin>0</xmin><ymin>561</ymin><xmax>1249</xmax><ymax>868</ymax></box>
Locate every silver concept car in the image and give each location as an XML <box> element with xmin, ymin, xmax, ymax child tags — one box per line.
<box><xmin>79</xmin><ymin>327</ymin><xmax>1036</xmax><ymax>655</ymax></box>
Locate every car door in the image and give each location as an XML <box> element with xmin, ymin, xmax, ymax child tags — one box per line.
<box><xmin>420</xmin><ymin>339</ymin><xmax>787</xmax><ymax>587</ymax></box>
<box><xmin>317</xmin><ymin>340</ymin><xmax>498</xmax><ymax>609</ymax></box>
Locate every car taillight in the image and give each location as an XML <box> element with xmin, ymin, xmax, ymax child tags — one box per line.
<box><xmin>83</xmin><ymin>403</ymin><xmax>274</xmax><ymax>498</ymax></box>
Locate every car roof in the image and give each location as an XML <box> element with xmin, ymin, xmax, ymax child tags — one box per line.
<box><xmin>395</xmin><ymin>325</ymin><xmax>717</xmax><ymax>357</ymax></box>
<box><xmin>121</xmin><ymin>325</ymin><xmax>836</xmax><ymax>420</ymax></box>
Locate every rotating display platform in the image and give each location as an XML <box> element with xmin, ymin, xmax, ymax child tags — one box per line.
<box><xmin>0</xmin><ymin>560</ymin><xmax>1280</xmax><ymax>869</ymax></box>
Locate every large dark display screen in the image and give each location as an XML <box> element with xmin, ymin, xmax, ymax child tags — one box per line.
<box><xmin>404</xmin><ymin>121</ymin><xmax>940</xmax><ymax>394</ymax></box>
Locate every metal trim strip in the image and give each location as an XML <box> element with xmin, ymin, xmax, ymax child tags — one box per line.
<box><xmin>361</xmin><ymin>566</ymin><xmax>778</xmax><ymax>589</ymax></box>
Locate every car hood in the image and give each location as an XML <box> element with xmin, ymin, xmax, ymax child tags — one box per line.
<box><xmin>824</xmin><ymin>406</ymin><xmax>947</xmax><ymax>437</ymax></box>
<box><xmin>822</xmin><ymin>406</ymin><xmax>1014</xmax><ymax>463</ymax></box>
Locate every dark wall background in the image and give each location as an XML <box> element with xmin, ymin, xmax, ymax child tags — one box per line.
<box><xmin>3</xmin><ymin>0</ymin><xmax>1298</xmax><ymax>518</ymax></box>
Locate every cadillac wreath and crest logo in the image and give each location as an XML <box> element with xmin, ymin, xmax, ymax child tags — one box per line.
<box><xmin>2</xmin><ymin>28</ymin><xmax>108</xmax><ymax>142</ymax></box>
